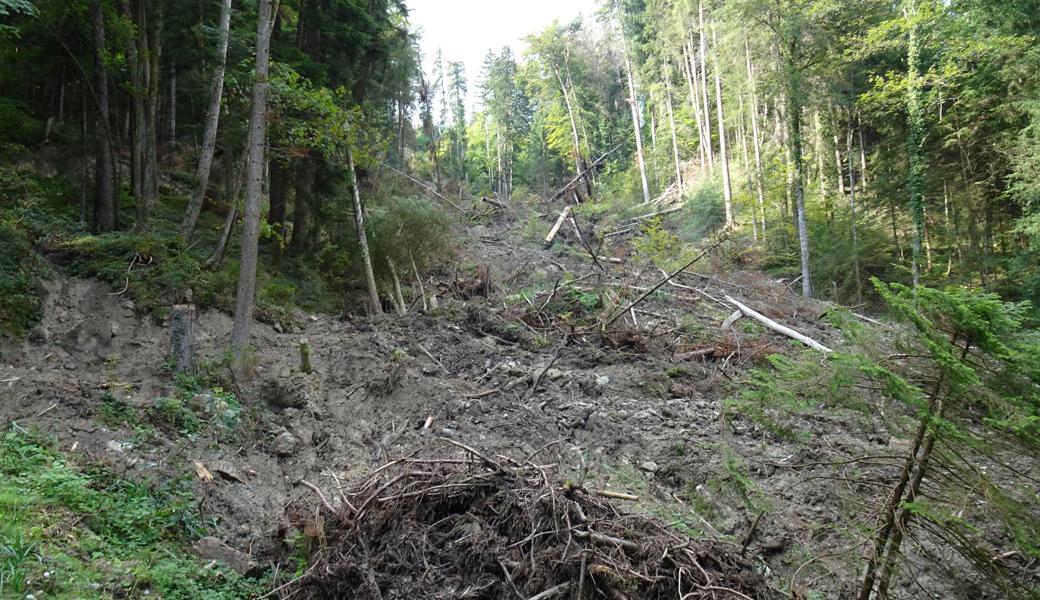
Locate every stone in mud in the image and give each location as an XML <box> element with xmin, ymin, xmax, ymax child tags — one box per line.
<box><xmin>260</xmin><ymin>373</ymin><xmax>313</xmax><ymax>409</ymax></box>
<box><xmin>211</xmin><ymin>460</ymin><xmax>246</xmax><ymax>483</ymax></box>
<box><xmin>272</xmin><ymin>431</ymin><xmax>298</xmax><ymax>456</ymax></box>
<box><xmin>639</xmin><ymin>461</ymin><xmax>660</xmax><ymax>473</ymax></box>
<box><xmin>545</xmin><ymin>368</ymin><xmax>564</xmax><ymax>381</ymax></box>
<box><xmin>193</xmin><ymin>537</ymin><xmax>260</xmax><ymax>576</ymax></box>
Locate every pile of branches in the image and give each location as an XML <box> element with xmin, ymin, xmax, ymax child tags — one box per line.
<box><xmin>291</xmin><ymin>442</ymin><xmax>777</xmax><ymax>599</ymax></box>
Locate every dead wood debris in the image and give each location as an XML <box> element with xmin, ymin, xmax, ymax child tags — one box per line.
<box><xmin>290</xmin><ymin>447</ymin><xmax>777</xmax><ymax>600</ymax></box>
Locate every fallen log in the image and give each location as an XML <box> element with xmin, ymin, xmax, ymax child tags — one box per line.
<box><xmin>724</xmin><ymin>295</ymin><xmax>833</xmax><ymax>353</ymax></box>
<box><xmin>543</xmin><ymin>206</ymin><xmax>572</xmax><ymax>248</ymax></box>
<box><xmin>621</xmin><ymin>205</ymin><xmax>682</xmax><ymax>224</ymax></box>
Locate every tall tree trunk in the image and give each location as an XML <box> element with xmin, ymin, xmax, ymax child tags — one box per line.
<box><xmin>777</xmin><ymin>96</ymin><xmax>792</xmax><ymax>219</ymax></box>
<box><xmin>621</xmin><ymin>32</ymin><xmax>651</xmax><ymax>203</ymax></box>
<box><xmin>206</xmin><ymin>111</ymin><xmax>240</xmax><ymax>270</ymax></box>
<box><xmin>858</xmin><ymin>116</ymin><xmax>869</xmax><ymax>190</ymax></box>
<box><xmin>554</xmin><ymin>66</ymin><xmax>582</xmax><ymax>177</ymax></box>
<box><xmin>906</xmin><ymin>0</ymin><xmax>926</xmax><ymax>287</ymax></box>
<box><xmin>348</xmin><ymin>147</ymin><xmax>382</xmax><ymax>315</ymax></box>
<box><xmin>181</xmin><ymin>0</ymin><xmax>233</xmax><ymax>239</ymax></box>
<box><xmin>745</xmin><ymin>37</ymin><xmax>767</xmax><ymax>239</ymax></box>
<box><xmin>711</xmin><ymin>23</ymin><xmax>733</xmax><ymax>227</ymax></box>
<box><xmin>123</xmin><ymin>0</ymin><xmax>145</xmax><ymax>229</ymax></box>
<box><xmin>665</xmin><ymin>73</ymin><xmax>683</xmax><ymax>193</ymax></box>
<box><xmin>91</xmin><ymin>0</ymin><xmax>117</xmax><ymax>233</ymax></box>
<box><xmin>230</xmin><ymin>0</ymin><xmax>278</xmax><ymax>370</ymax></box>
<box><xmin>813</xmin><ymin>109</ymin><xmax>827</xmax><ymax>203</ymax></box>
<box><xmin>784</xmin><ymin>41</ymin><xmax>812</xmax><ymax>298</ymax></box>
<box><xmin>847</xmin><ymin>126</ymin><xmax>863</xmax><ymax>304</ymax></box>
<box><xmin>738</xmin><ymin>93</ymin><xmax>755</xmax><ymax>240</ymax></box>
<box><xmin>696</xmin><ymin>7</ymin><xmax>714</xmax><ymax>169</ymax></box>
<box><xmin>682</xmin><ymin>42</ymin><xmax>707</xmax><ymax>169</ymax></box>
<box><xmin>832</xmin><ymin>129</ymin><xmax>846</xmax><ymax>196</ymax></box>
<box><xmin>144</xmin><ymin>0</ymin><xmax>162</xmax><ymax>213</ymax></box>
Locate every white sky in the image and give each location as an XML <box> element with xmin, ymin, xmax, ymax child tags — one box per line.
<box><xmin>408</xmin><ymin>0</ymin><xmax>600</xmax><ymax>111</ymax></box>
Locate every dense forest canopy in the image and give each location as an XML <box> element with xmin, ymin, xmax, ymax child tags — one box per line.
<box><xmin>2</xmin><ymin>0</ymin><xmax>1039</xmax><ymax>311</ymax></box>
<box><xmin>1</xmin><ymin>0</ymin><xmax>1040</xmax><ymax>598</ymax></box>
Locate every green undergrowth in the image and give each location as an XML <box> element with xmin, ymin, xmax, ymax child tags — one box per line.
<box><xmin>0</xmin><ymin>156</ymin><xmax>80</xmax><ymax>336</ymax></box>
<box><xmin>0</xmin><ymin>426</ymin><xmax>268</xmax><ymax>599</ymax></box>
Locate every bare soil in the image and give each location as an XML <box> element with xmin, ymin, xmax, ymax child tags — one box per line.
<box><xmin>0</xmin><ymin>201</ymin><xmax>1001</xmax><ymax>598</ymax></box>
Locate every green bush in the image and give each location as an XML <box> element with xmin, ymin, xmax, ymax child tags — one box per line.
<box><xmin>0</xmin><ymin>99</ymin><xmax>43</xmax><ymax>146</ymax></box>
<box><xmin>677</xmin><ymin>175</ymin><xmax>726</xmax><ymax>243</ymax></box>
<box><xmin>0</xmin><ymin>222</ymin><xmax>44</xmax><ymax>335</ymax></box>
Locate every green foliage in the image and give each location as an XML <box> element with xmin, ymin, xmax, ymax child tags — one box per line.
<box><xmin>0</xmin><ymin>220</ymin><xmax>44</xmax><ymax>335</ymax></box>
<box><xmin>728</xmin><ymin>352</ymin><xmax>872</xmax><ymax>440</ymax></box>
<box><xmin>149</xmin><ymin>397</ymin><xmax>200</xmax><ymax>434</ymax></box>
<box><xmin>62</xmin><ymin>234</ymin><xmax>202</xmax><ymax>319</ymax></box>
<box><xmin>633</xmin><ymin>218</ymin><xmax>692</xmax><ymax>271</ymax></box>
<box><xmin>677</xmin><ymin>176</ymin><xmax>726</xmax><ymax>244</ymax></box>
<box><xmin>0</xmin><ymin>99</ymin><xmax>43</xmax><ymax>143</ymax></box>
<box><xmin>0</xmin><ymin>428</ymin><xmax>266</xmax><ymax>598</ymax></box>
<box><xmin>367</xmin><ymin>196</ymin><xmax>453</xmax><ymax>274</ymax></box>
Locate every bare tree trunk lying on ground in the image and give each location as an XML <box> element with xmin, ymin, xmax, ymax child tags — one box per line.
<box><xmin>544</xmin><ymin>206</ymin><xmax>572</xmax><ymax>248</ymax></box>
<box><xmin>724</xmin><ymin>295</ymin><xmax>832</xmax><ymax>352</ymax></box>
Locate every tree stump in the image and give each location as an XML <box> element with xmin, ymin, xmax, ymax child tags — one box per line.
<box><xmin>170</xmin><ymin>304</ymin><xmax>198</xmax><ymax>374</ymax></box>
<box><xmin>299</xmin><ymin>338</ymin><xmax>313</xmax><ymax>374</ymax></box>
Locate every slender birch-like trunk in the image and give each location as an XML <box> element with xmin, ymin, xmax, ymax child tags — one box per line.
<box><xmin>906</xmin><ymin>0</ymin><xmax>925</xmax><ymax>287</ymax></box>
<box><xmin>710</xmin><ymin>23</ymin><xmax>733</xmax><ymax>227</ymax></box>
<box><xmin>847</xmin><ymin>126</ymin><xmax>863</xmax><ymax>304</ymax></box>
<box><xmin>696</xmin><ymin>8</ymin><xmax>714</xmax><ymax>169</ymax></box>
<box><xmin>665</xmin><ymin>72</ymin><xmax>683</xmax><ymax>193</ymax></box>
<box><xmin>554</xmin><ymin>66</ymin><xmax>582</xmax><ymax>177</ymax></box>
<box><xmin>181</xmin><ymin>0</ymin><xmax>233</xmax><ymax>239</ymax></box>
<box><xmin>621</xmin><ymin>29</ymin><xmax>651</xmax><ymax>203</ymax></box>
<box><xmin>682</xmin><ymin>43</ymin><xmax>707</xmax><ymax>169</ymax></box>
<box><xmin>348</xmin><ymin>147</ymin><xmax>382</xmax><ymax>315</ymax></box>
<box><xmin>745</xmin><ymin>37</ymin><xmax>766</xmax><ymax>239</ymax></box>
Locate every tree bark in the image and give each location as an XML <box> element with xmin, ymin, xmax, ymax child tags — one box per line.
<box><xmin>784</xmin><ymin>40</ymin><xmax>812</xmax><ymax>298</ymax></box>
<box><xmin>181</xmin><ymin>0</ymin><xmax>233</xmax><ymax>240</ymax></box>
<box><xmin>230</xmin><ymin>0</ymin><xmax>278</xmax><ymax>371</ymax></box>
<box><xmin>553</xmin><ymin>66</ymin><xmax>583</xmax><ymax>177</ymax></box>
<box><xmin>122</xmin><ymin>0</ymin><xmax>145</xmax><ymax>230</ymax></box>
<box><xmin>906</xmin><ymin>0</ymin><xmax>925</xmax><ymax>287</ymax></box>
<box><xmin>711</xmin><ymin>23</ymin><xmax>733</xmax><ymax>228</ymax></box>
<box><xmin>665</xmin><ymin>72</ymin><xmax>683</xmax><ymax>193</ymax></box>
<box><xmin>348</xmin><ymin>147</ymin><xmax>382</xmax><ymax>315</ymax></box>
<box><xmin>170</xmin><ymin>304</ymin><xmax>198</xmax><ymax>374</ymax></box>
<box><xmin>619</xmin><ymin>25</ymin><xmax>651</xmax><ymax>203</ymax></box>
<box><xmin>697</xmin><ymin>4</ymin><xmax>714</xmax><ymax>169</ymax></box>
<box><xmin>847</xmin><ymin>126</ymin><xmax>863</xmax><ymax>304</ymax></box>
<box><xmin>745</xmin><ymin>37</ymin><xmax>767</xmax><ymax>239</ymax></box>
<box><xmin>91</xmin><ymin>0</ymin><xmax>117</xmax><ymax>233</ymax></box>
<box><xmin>682</xmin><ymin>42</ymin><xmax>707</xmax><ymax>169</ymax></box>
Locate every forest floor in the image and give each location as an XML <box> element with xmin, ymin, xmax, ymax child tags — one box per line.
<box><xmin>0</xmin><ymin>196</ymin><xmax>1007</xmax><ymax>599</ymax></box>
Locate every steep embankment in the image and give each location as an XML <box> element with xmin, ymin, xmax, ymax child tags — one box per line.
<box><xmin>2</xmin><ymin>200</ymin><xmax>1005</xmax><ymax>598</ymax></box>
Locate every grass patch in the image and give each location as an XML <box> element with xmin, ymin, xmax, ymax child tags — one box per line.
<box><xmin>0</xmin><ymin>427</ymin><xmax>267</xmax><ymax>598</ymax></box>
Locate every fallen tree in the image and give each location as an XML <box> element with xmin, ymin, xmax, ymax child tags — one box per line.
<box><xmin>289</xmin><ymin>444</ymin><xmax>776</xmax><ymax>600</ymax></box>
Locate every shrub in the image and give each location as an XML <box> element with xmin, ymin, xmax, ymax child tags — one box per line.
<box><xmin>677</xmin><ymin>175</ymin><xmax>726</xmax><ymax>244</ymax></box>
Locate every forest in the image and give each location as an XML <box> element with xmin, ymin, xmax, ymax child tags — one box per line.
<box><xmin>1</xmin><ymin>0</ymin><xmax>1039</xmax><ymax>598</ymax></box>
